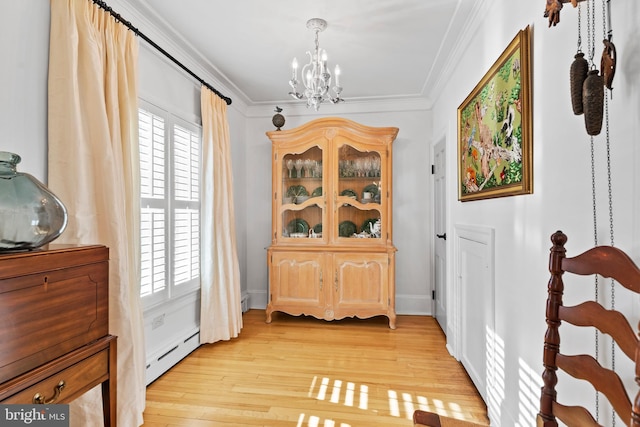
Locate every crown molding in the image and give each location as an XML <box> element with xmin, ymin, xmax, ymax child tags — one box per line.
<box><xmin>424</xmin><ymin>0</ymin><xmax>492</xmax><ymax>107</ymax></box>
<box><xmin>245</xmin><ymin>96</ymin><xmax>431</xmax><ymax>119</ymax></box>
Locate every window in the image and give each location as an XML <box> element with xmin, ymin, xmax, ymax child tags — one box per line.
<box><xmin>138</xmin><ymin>102</ymin><xmax>201</xmax><ymax>307</ymax></box>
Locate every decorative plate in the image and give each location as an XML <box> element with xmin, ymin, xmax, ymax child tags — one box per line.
<box><xmin>286</xmin><ymin>185</ymin><xmax>308</xmax><ymax>198</ymax></box>
<box><xmin>340</xmin><ymin>189</ymin><xmax>357</xmax><ymax>198</ymax></box>
<box><xmin>361</xmin><ymin>218</ymin><xmax>379</xmax><ymax>234</ymax></box>
<box><xmin>313</xmin><ymin>223</ymin><xmax>323</xmax><ymax>233</ymax></box>
<box><xmin>311</xmin><ymin>186</ymin><xmax>323</xmax><ymax>197</ymax></box>
<box><xmin>362</xmin><ymin>184</ymin><xmax>379</xmax><ymax>197</ymax></box>
<box><xmin>338</xmin><ymin>220</ymin><xmax>357</xmax><ymax>237</ymax></box>
<box><xmin>287</xmin><ymin>218</ymin><xmax>309</xmax><ymax>235</ymax></box>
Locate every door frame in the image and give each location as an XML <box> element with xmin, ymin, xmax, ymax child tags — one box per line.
<box><xmin>432</xmin><ymin>137</ymin><xmax>447</xmax><ymax>331</ymax></box>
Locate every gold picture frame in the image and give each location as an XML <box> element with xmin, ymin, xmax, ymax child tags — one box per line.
<box><xmin>457</xmin><ymin>26</ymin><xmax>532</xmax><ymax>201</ymax></box>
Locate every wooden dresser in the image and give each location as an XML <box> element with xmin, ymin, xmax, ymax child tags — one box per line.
<box><xmin>0</xmin><ymin>245</ymin><xmax>117</xmax><ymax>426</ymax></box>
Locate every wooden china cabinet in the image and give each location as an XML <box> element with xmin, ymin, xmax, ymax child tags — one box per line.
<box><xmin>266</xmin><ymin>117</ymin><xmax>399</xmax><ymax>329</ymax></box>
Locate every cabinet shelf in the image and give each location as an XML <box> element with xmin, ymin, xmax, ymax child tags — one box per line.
<box><xmin>281</xmin><ymin>197</ymin><xmax>323</xmax><ymax>210</ymax></box>
<box><xmin>282</xmin><ymin>177</ymin><xmax>322</xmax><ymax>182</ymax></box>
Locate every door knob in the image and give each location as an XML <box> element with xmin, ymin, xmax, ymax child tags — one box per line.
<box><xmin>436</xmin><ymin>233</ymin><xmax>447</xmax><ymax>240</ymax></box>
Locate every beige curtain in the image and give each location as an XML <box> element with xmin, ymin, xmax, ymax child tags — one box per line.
<box><xmin>48</xmin><ymin>1</ymin><xmax>145</xmax><ymax>426</ymax></box>
<box><xmin>200</xmin><ymin>88</ymin><xmax>243</xmax><ymax>343</ymax></box>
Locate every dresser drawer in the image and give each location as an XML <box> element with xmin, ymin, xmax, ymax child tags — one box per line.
<box><xmin>0</xmin><ymin>246</ymin><xmax>109</xmax><ymax>383</ymax></box>
<box><xmin>0</xmin><ymin>347</ymin><xmax>109</xmax><ymax>404</ymax></box>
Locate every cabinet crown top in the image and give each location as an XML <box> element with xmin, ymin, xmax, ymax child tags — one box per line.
<box><xmin>266</xmin><ymin>117</ymin><xmax>398</xmax><ymax>143</ymax></box>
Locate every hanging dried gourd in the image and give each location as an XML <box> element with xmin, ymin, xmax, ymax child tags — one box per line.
<box><xmin>570</xmin><ymin>53</ymin><xmax>588</xmax><ymax>114</ymax></box>
<box><xmin>583</xmin><ymin>70</ymin><xmax>604</xmax><ymax>135</ymax></box>
<box><xmin>581</xmin><ymin>0</ymin><xmax>604</xmax><ymax>135</ymax></box>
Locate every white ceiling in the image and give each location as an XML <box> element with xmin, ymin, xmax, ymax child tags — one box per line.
<box><xmin>125</xmin><ymin>0</ymin><xmax>477</xmax><ymax>107</ymax></box>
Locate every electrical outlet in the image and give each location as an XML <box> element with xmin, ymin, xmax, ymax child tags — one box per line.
<box><xmin>151</xmin><ymin>314</ymin><xmax>165</xmax><ymax>330</ymax></box>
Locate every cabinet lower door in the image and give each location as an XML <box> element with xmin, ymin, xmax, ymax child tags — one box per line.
<box><xmin>267</xmin><ymin>252</ymin><xmax>326</xmax><ymax>320</ymax></box>
<box><xmin>332</xmin><ymin>253</ymin><xmax>391</xmax><ymax>320</ymax></box>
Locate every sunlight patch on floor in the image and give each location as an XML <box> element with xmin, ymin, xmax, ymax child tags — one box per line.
<box><xmin>330</xmin><ymin>379</ymin><xmax>342</xmax><ymax>403</ymax></box>
<box><xmin>388</xmin><ymin>389</ymin><xmax>400</xmax><ymax>416</ymax></box>
<box><xmin>297</xmin><ymin>414</ymin><xmax>352</xmax><ymax>427</ymax></box>
<box><xmin>402</xmin><ymin>392</ymin><xmax>416</xmax><ymax>418</ymax></box>
<box><xmin>344</xmin><ymin>382</ymin><xmax>355</xmax><ymax>407</ymax></box>
<box><xmin>415</xmin><ymin>398</ymin><xmax>469</xmax><ymax>420</ymax></box>
<box><xmin>359</xmin><ymin>384</ymin><xmax>369</xmax><ymax>410</ymax></box>
<box><xmin>300</xmin><ymin>374</ymin><xmax>483</xmax><ymax>425</ymax></box>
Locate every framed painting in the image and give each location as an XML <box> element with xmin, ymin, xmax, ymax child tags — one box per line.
<box><xmin>457</xmin><ymin>26</ymin><xmax>532</xmax><ymax>201</ymax></box>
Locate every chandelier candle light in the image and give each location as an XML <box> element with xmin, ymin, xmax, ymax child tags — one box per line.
<box><xmin>289</xmin><ymin>18</ymin><xmax>344</xmax><ymax>110</ymax></box>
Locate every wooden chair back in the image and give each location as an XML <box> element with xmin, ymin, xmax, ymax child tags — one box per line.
<box><xmin>538</xmin><ymin>230</ymin><xmax>640</xmax><ymax>426</ymax></box>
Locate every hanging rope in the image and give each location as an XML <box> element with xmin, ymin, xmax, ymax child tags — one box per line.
<box><xmin>582</xmin><ymin>1</ymin><xmax>601</xmax><ymax>420</ymax></box>
<box><xmin>602</xmin><ymin>0</ymin><xmax>616</xmax><ymax>423</ymax></box>
<box><xmin>590</xmin><ymin>133</ymin><xmax>601</xmax><ymax>421</ymax></box>
<box><xmin>577</xmin><ymin>4</ymin><xmax>583</xmax><ymax>53</ymax></box>
<box><xmin>586</xmin><ymin>0</ymin><xmax>595</xmax><ymax>68</ymax></box>
<box><xmin>588</xmin><ymin>0</ymin><xmax>616</xmax><ymax>423</ymax></box>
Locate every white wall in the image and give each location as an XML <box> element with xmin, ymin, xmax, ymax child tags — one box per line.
<box><xmin>0</xmin><ymin>1</ymin><xmax>50</xmax><ymax>182</ymax></box>
<box><xmin>432</xmin><ymin>1</ymin><xmax>640</xmax><ymax>425</ymax></box>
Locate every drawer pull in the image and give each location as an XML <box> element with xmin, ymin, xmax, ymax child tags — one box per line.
<box><xmin>33</xmin><ymin>380</ymin><xmax>65</xmax><ymax>404</ymax></box>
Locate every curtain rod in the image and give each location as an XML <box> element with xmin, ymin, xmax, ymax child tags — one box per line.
<box><xmin>92</xmin><ymin>0</ymin><xmax>232</xmax><ymax>105</ymax></box>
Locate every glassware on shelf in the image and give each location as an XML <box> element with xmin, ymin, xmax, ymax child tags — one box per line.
<box><xmin>372</xmin><ymin>157</ymin><xmax>381</xmax><ymax>176</ymax></box>
<box><xmin>339</xmin><ymin>159</ymin><xmax>356</xmax><ymax>178</ymax></box>
<box><xmin>303</xmin><ymin>159</ymin><xmax>314</xmax><ymax>178</ymax></box>
<box><xmin>363</xmin><ymin>157</ymin><xmax>373</xmax><ymax>177</ymax></box>
<box><xmin>354</xmin><ymin>158</ymin><xmax>364</xmax><ymax>177</ymax></box>
<box><xmin>286</xmin><ymin>159</ymin><xmax>294</xmax><ymax>178</ymax></box>
<box><xmin>294</xmin><ymin>159</ymin><xmax>303</xmax><ymax>178</ymax></box>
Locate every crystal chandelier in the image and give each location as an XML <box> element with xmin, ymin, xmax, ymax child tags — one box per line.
<box><xmin>288</xmin><ymin>18</ymin><xmax>344</xmax><ymax>111</ymax></box>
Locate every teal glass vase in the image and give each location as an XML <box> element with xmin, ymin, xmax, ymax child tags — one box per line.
<box><xmin>0</xmin><ymin>152</ymin><xmax>68</xmax><ymax>251</ymax></box>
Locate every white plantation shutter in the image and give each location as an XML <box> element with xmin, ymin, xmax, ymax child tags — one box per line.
<box><xmin>138</xmin><ymin>104</ymin><xmax>201</xmax><ymax>305</ymax></box>
<box><xmin>174</xmin><ymin>125</ymin><xmax>199</xmax><ymax>200</ymax></box>
<box><xmin>140</xmin><ymin>208</ymin><xmax>166</xmax><ymax>297</ymax></box>
<box><xmin>139</xmin><ymin>110</ymin><xmax>165</xmax><ymax>199</ymax></box>
<box><xmin>173</xmin><ymin>124</ymin><xmax>200</xmax><ymax>288</ymax></box>
<box><xmin>174</xmin><ymin>209</ymin><xmax>199</xmax><ymax>286</ymax></box>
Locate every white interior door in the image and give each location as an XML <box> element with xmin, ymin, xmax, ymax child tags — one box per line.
<box><xmin>454</xmin><ymin>224</ymin><xmax>495</xmax><ymax>413</ymax></box>
<box><xmin>433</xmin><ymin>140</ymin><xmax>447</xmax><ymax>331</ymax></box>
<box><xmin>459</xmin><ymin>237</ymin><xmax>490</xmax><ymax>398</ymax></box>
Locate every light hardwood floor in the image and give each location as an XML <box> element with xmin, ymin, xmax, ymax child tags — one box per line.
<box><xmin>142</xmin><ymin>310</ymin><xmax>489</xmax><ymax>427</ymax></box>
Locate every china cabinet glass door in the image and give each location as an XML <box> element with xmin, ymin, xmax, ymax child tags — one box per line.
<box><xmin>335</xmin><ymin>143</ymin><xmax>383</xmax><ymax>241</ymax></box>
<box><xmin>280</xmin><ymin>145</ymin><xmax>325</xmax><ymax>241</ymax></box>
